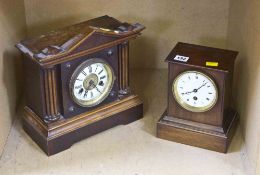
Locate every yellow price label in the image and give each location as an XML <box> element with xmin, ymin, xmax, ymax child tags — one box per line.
<box><xmin>206</xmin><ymin>62</ymin><xmax>219</xmax><ymax>67</ymax></box>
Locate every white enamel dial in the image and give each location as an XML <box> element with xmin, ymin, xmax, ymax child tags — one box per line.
<box><xmin>172</xmin><ymin>71</ymin><xmax>218</xmax><ymax>112</ymax></box>
<box><xmin>70</xmin><ymin>58</ymin><xmax>114</xmax><ymax>107</ymax></box>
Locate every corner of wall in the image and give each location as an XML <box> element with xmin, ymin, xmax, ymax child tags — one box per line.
<box><xmin>0</xmin><ymin>0</ymin><xmax>27</xmax><ymax>157</ymax></box>
<box><xmin>226</xmin><ymin>0</ymin><xmax>260</xmax><ymax>174</ymax></box>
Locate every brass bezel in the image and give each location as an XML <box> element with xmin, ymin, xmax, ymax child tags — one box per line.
<box><xmin>172</xmin><ymin>70</ymin><xmax>218</xmax><ymax>113</ymax></box>
<box><xmin>70</xmin><ymin>58</ymin><xmax>115</xmax><ymax>107</ymax></box>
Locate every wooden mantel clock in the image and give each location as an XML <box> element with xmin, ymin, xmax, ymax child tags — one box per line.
<box><xmin>157</xmin><ymin>42</ymin><xmax>239</xmax><ymax>153</ymax></box>
<box><xmin>16</xmin><ymin>16</ymin><xmax>145</xmax><ymax>156</ymax></box>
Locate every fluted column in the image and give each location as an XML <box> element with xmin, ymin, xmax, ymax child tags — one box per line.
<box><xmin>118</xmin><ymin>41</ymin><xmax>130</xmax><ymax>95</ymax></box>
<box><xmin>43</xmin><ymin>67</ymin><xmax>60</xmax><ymax>123</ymax></box>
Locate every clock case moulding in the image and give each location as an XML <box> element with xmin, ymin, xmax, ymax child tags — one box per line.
<box><xmin>157</xmin><ymin>42</ymin><xmax>239</xmax><ymax>153</ymax></box>
<box><xmin>16</xmin><ymin>15</ymin><xmax>145</xmax><ymax>156</ymax></box>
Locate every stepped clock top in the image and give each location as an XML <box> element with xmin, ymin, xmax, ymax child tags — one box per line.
<box><xmin>16</xmin><ymin>15</ymin><xmax>145</xmax><ymax>66</ymax></box>
<box><xmin>166</xmin><ymin>42</ymin><xmax>238</xmax><ymax>72</ymax></box>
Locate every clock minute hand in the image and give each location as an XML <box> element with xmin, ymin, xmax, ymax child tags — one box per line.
<box><xmin>182</xmin><ymin>82</ymin><xmax>207</xmax><ymax>95</ymax></box>
<box><xmin>95</xmin><ymin>86</ymin><xmax>102</xmax><ymax>93</ymax></box>
<box><xmin>196</xmin><ymin>82</ymin><xmax>207</xmax><ymax>91</ymax></box>
<box><xmin>91</xmin><ymin>81</ymin><xmax>102</xmax><ymax>94</ymax></box>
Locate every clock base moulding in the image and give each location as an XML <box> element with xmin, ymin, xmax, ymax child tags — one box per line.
<box><xmin>157</xmin><ymin>109</ymin><xmax>239</xmax><ymax>153</ymax></box>
<box><xmin>23</xmin><ymin>95</ymin><xmax>143</xmax><ymax>156</ymax></box>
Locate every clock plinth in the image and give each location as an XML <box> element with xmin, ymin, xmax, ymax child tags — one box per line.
<box><xmin>23</xmin><ymin>95</ymin><xmax>143</xmax><ymax>156</ymax></box>
<box><xmin>157</xmin><ymin>109</ymin><xmax>238</xmax><ymax>153</ymax></box>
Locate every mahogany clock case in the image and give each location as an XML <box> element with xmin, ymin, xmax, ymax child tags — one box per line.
<box><xmin>16</xmin><ymin>16</ymin><xmax>145</xmax><ymax>155</ymax></box>
<box><xmin>157</xmin><ymin>42</ymin><xmax>239</xmax><ymax>153</ymax></box>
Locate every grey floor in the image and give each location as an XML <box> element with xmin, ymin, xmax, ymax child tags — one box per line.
<box><xmin>0</xmin><ymin>70</ymin><xmax>248</xmax><ymax>175</ymax></box>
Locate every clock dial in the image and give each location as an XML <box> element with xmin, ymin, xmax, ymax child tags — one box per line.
<box><xmin>172</xmin><ymin>71</ymin><xmax>218</xmax><ymax>112</ymax></box>
<box><xmin>70</xmin><ymin>58</ymin><xmax>114</xmax><ymax>107</ymax></box>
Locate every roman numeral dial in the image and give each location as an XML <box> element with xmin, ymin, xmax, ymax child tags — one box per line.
<box><xmin>172</xmin><ymin>71</ymin><xmax>218</xmax><ymax>112</ymax></box>
<box><xmin>70</xmin><ymin>58</ymin><xmax>114</xmax><ymax>107</ymax></box>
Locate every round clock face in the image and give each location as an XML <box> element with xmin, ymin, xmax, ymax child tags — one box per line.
<box><xmin>172</xmin><ymin>70</ymin><xmax>218</xmax><ymax>112</ymax></box>
<box><xmin>70</xmin><ymin>58</ymin><xmax>114</xmax><ymax>107</ymax></box>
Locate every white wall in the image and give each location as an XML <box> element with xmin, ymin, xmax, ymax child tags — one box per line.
<box><xmin>24</xmin><ymin>0</ymin><xmax>230</xmax><ymax>69</ymax></box>
<box><xmin>0</xmin><ymin>0</ymin><xmax>26</xmax><ymax>155</ymax></box>
<box><xmin>227</xmin><ymin>0</ymin><xmax>260</xmax><ymax>174</ymax></box>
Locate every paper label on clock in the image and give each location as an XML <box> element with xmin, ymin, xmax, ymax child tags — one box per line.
<box><xmin>206</xmin><ymin>61</ymin><xmax>219</xmax><ymax>67</ymax></box>
<box><xmin>174</xmin><ymin>55</ymin><xmax>189</xmax><ymax>62</ymax></box>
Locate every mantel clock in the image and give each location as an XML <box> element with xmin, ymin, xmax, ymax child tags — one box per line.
<box><xmin>157</xmin><ymin>42</ymin><xmax>239</xmax><ymax>153</ymax></box>
<box><xmin>16</xmin><ymin>16</ymin><xmax>145</xmax><ymax>156</ymax></box>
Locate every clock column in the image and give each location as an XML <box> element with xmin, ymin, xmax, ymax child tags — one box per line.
<box><xmin>118</xmin><ymin>41</ymin><xmax>130</xmax><ymax>95</ymax></box>
<box><xmin>43</xmin><ymin>67</ymin><xmax>61</xmax><ymax>123</ymax></box>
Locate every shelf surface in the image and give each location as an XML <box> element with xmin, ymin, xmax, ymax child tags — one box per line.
<box><xmin>0</xmin><ymin>70</ymin><xmax>247</xmax><ymax>175</ymax></box>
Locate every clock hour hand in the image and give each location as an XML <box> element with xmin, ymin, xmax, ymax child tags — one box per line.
<box><xmin>83</xmin><ymin>80</ymin><xmax>94</xmax><ymax>94</ymax></box>
<box><xmin>182</xmin><ymin>90</ymin><xmax>194</xmax><ymax>95</ymax></box>
<box><xmin>88</xmin><ymin>80</ymin><xmax>95</xmax><ymax>89</ymax></box>
<box><xmin>86</xmin><ymin>79</ymin><xmax>102</xmax><ymax>94</ymax></box>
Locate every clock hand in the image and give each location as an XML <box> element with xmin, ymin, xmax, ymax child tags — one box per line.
<box><xmin>181</xmin><ymin>82</ymin><xmax>208</xmax><ymax>95</ymax></box>
<box><xmin>182</xmin><ymin>91</ymin><xmax>193</xmax><ymax>95</ymax></box>
<box><xmin>196</xmin><ymin>82</ymin><xmax>207</xmax><ymax>91</ymax></box>
<box><xmin>92</xmin><ymin>81</ymin><xmax>102</xmax><ymax>93</ymax></box>
<box><xmin>95</xmin><ymin>86</ymin><xmax>102</xmax><ymax>93</ymax></box>
<box><xmin>83</xmin><ymin>80</ymin><xmax>94</xmax><ymax>92</ymax></box>
<box><xmin>87</xmin><ymin>80</ymin><xmax>95</xmax><ymax>89</ymax></box>
<box><xmin>85</xmin><ymin>80</ymin><xmax>102</xmax><ymax>93</ymax></box>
